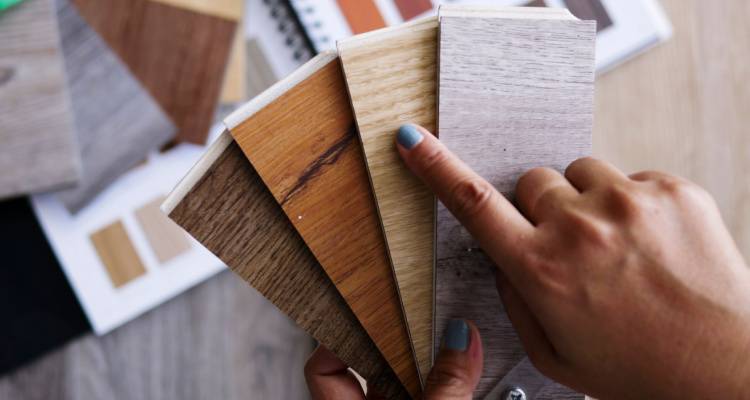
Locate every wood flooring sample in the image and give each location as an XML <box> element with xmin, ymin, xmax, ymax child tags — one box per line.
<box><xmin>0</xmin><ymin>0</ymin><xmax>80</xmax><ymax>199</ymax></box>
<box><xmin>90</xmin><ymin>220</ymin><xmax>146</xmax><ymax>288</ymax></box>
<box><xmin>135</xmin><ymin>196</ymin><xmax>191</xmax><ymax>264</ymax></box>
<box><xmin>71</xmin><ymin>0</ymin><xmax>237</xmax><ymax>144</ymax></box>
<box><xmin>225</xmin><ymin>52</ymin><xmax>420</xmax><ymax>397</ymax></box>
<box><xmin>437</xmin><ymin>6</ymin><xmax>596</xmax><ymax>398</ymax></box>
<box><xmin>163</xmin><ymin>131</ymin><xmax>409</xmax><ymax>399</ymax></box>
<box><xmin>338</xmin><ymin>17</ymin><xmax>437</xmax><ymax>379</ymax></box>
<box><xmin>55</xmin><ymin>0</ymin><xmax>175</xmax><ymax>212</ymax></box>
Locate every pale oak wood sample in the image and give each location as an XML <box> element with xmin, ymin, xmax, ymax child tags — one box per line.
<box><xmin>338</xmin><ymin>17</ymin><xmax>437</xmax><ymax>380</ymax></box>
<box><xmin>54</xmin><ymin>0</ymin><xmax>175</xmax><ymax>213</ymax></box>
<box><xmin>71</xmin><ymin>0</ymin><xmax>236</xmax><ymax>144</ymax></box>
<box><xmin>0</xmin><ymin>0</ymin><xmax>80</xmax><ymax>199</ymax></box>
<box><xmin>225</xmin><ymin>53</ymin><xmax>421</xmax><ymax>396</ymax></box>
<box><xmin>437</xmin><ymin>6</ymin><xmax>595</xmax><ymax>398</ymax></box>
<box><xmin>135</xmin><ymin>196</ymin><xmax>191</xmax><ymax>264</ymax></box>
<box><xmin>163</xmin><ymin>131</ymin><xmax>409</xmax><ymax>399</ymax></box>
<box><xmin>90</xmin><ymin>220</ymin><xmax>146</xmax><ymax>288</ymax></box>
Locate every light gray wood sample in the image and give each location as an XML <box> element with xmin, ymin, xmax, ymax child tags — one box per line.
<box><xmin>436</xmin><ymin>6</ymin><xmax>596</xmax><ymax>398</ymax></box>
<box><xmin>0</xmin><ymin>0</ymin><xmax>80</xmax><ymax>199</ymax></box>
<box><xmin>54</xmin><ymin>0</ymin><xmax>175</xmax><ymax>213</ymax></box>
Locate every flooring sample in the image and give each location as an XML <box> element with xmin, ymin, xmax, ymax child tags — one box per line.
<box><xmin>336</xmin><ymin>0</ymin><xmax>386</xmax><ymax>34</ymax></box>
<box><xmin>437</xmin><ymin>6</ymin><xmax>596</xmax><ymax>398</ymax></box>
<box><xmin>71</xmin><ymin>0</ymin><xmax>237</xmax><ymax>144</ymax></box>
<box><xmin>225</xmin><ymin>52</ymin><xmax>420</xmax><ymax>396</ymax></box>
<box><xmin>135</xmin><ymin>196</ymin><xmax>191</xmax><ymax>264</ymax></box>
<box><xmin>338</xmin><ymin>17</ymin><xmax>437</xmax><ymax>380</ymax></box>
<box><xmin>0</xmin><ymin>0</ymin><xmax>80</xmax><ymax>199</ymax></box>
<box><xmin>90</xmin><ymin>220</ymin><xmax>147</xmax><ymax>288</ymax></box>
<box><xmin>149</xmin><ymin>0</ymin><xmax>242</xmax><ymax>20</ymax></box>
<box><xmin>246</xmin><ymin>38</ymin><xmax>278</xmax><ymax>100</ymax></box>
<box><xmin>564</xmin><ymin>0</ymin><xmax>613</xmax><ymax>31</ymax></box>
<box><xmin>54</xmin><ymin>0</ymin><xmax>175</xmax><ymax>213</ymax></box>
<box><xmin>163</xmin><ymin>131</ymin><xmax>409</xmax><ymax>399</ymax></box>
<box><xmin>0</xmin><ymin>197</ymin><xmax>90</xmax><ymax>375</ymax></box>
<box><xmin>394</xmin><ymin>0</ymin><xmax>432</xmax><ymax>20</ymax></box>
<box><xmin>220</xmin><ymin>8</ymin><xmax>247</xmax><ymax>103</ymax></box>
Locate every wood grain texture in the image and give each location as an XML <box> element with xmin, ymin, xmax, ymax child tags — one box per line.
<box><xmin>166</xmin><ymin>132</ymin><xmax>409</xmax><ymax>399</ymax></box>
<box><xmin>338</xmin><ymin>17</ymin><xmax>437</xmax><ymax>380</ymax></box>
<box><xmin>437</xmin><ymin>7</ymin><xmax>595</xmax><ymax>398</ymax></box>
<box><xmin>0</xmin><ymin>0</ymin><xmax>80</xmax><ymax>199</ymax></box>
<box><xmin>135</xmin><ymin>196</ymin><xmax>191</xmax><ymax>264</ymax></box>
<box><xmin>70</xmin><ymin>0</ymin><xmax>236</xmax><ymax>144</ymax></box>
<box><xmin>226</xmin><ymin>53</ymin><xmax>420</xmax><ymax>396</ymax></box>
<box><xmin>90</xmin><ymin>220</ymin><xmax>146</xmax><ymax>288</ymax></box>
<box><xmin>0</xmin><ymin>270</ymin><xmax>316</xmax><ymax>400</ymax></box>
<box><xmin>54</xmin><ymin>0</ymin><xmax>175</xmax><ymax>213</ymax></box>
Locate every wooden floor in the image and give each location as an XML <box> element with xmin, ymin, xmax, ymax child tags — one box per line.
<box><xmin>1</xmin><ymin>0</ymin><xmax>748</xmax><ymax>398</ymax></box>
<box><xmin>0</xmin><ymin>271</ymin><xmax>315</xmax><ymax>400</ymax></box>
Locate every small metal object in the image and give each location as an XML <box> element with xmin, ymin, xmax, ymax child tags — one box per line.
<box><xmin>502</xmin><ymin>386</ymin><xmax>527</xmax><ymax>400</ymax></box>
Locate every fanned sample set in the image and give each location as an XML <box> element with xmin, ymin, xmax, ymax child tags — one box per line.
<box><xmin>165</xmin><ymin>5</ymin><xmax>595</xmax><ymax>399</ymax></box>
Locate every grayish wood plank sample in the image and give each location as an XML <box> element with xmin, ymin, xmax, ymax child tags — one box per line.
<box><xmin>53</xmin><ymin>0</ymin><xmax>175</xmax><ymax>213</ymax></box>
<box><xmin>0</xmin><ymin>0</ymin><xmax>80</xmax><ymax>199</ymax></box>
<box><xmin>436</xmin><ymin>6</ymin><xmax>596</xmax><ymax>398</ymax></box>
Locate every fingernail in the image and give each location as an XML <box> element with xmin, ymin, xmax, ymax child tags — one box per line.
<box><xmin>397</xmin><ymin>124</ymin><xmax>424</xmax><ymax>150</ymax></box>
<box><xmin>444</xmin><ymin>319</ymin><xmax>469</xmax><ymax>351</ymax></box>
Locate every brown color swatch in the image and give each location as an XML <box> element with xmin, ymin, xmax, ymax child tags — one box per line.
<box><xmin>394</xmin><ymin>0</ymin><xmax>432</xmax><ymax>20</ymax></box>
<box><xmin>226</xmin><ymin>53</ymin><xmax>420</xmax><ymax>396</ymax></box>
<box><xmin>336</xmin><ymin>0</ymin><xmax>386</xmax><ymax>34</ymax></box>
<box><xmin>71</xmin><ymin>0</ymin><xmax>236</xmax><ymax>144</ymax></box>
<box><xmin>164</xmin><ymin>132</ymin><xmax>409</xmax><ymax>399</ymax></box>
<box><xmin>90</xmin><ymin>220</ymin><xmax>147</xmax><ymax>288</ymax></box>
<box><xmin>564</xmin><ymin>0</ymin><xmax>613</xmax><ymax>31</ymax></box>
<box><xmin>338</xmin><ymin>17</ymin><xmax>438</xmax><ymax>380</ymax></box>
<box><xmin>437</xmin><ymin>6</ymin><xmax>595</xmax><ymax>398</ymax></box>
<box><xmin>135</xmin><ymin>196</ymin><xmax>191</xmax><ymax>264</ymax></box>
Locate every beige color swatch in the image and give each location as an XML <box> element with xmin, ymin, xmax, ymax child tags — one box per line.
<box><xmin>135</xmin><ymin>196</ymin><xmax>192</xmax><ymax>264</ymax></box>
<box><xmin>337</xmin><ymin>17</ymin><xmax>437</xmax><ymax>379</ymax></box>
<box><xmin>90</xmin><ymin>220</ymin><xmax>147</xmax><ymax>288</ymax></box>
<box><xmin>220</xmin><ymin>13</ymin><xmax>247</xmax><ymax>103</ymax></box>
<box><xmin>149</xmin><ymin>0</ymin><xmax>242</xmax><ymax>20</ymax></box>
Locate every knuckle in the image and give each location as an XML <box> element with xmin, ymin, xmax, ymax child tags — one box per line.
<box><xmin>560</xmin><ymin>207</ymin><xmax>617</xmax><ymax>250</ymax></box>
<box><xmin>447</xmin><ymin>178</ymin><xmax>496</xmax><ymax>220</ymax></box>
<box><xmin>565</xmin><ymin>156</ymin><xmax>596</xmax><ymax>177</ymax></box>
<box><xmin>413</xmin><ymin>144</ymin><xmax>450</xmax><ymax>176</ymax></box>
<box><xmin>603</xmin><ymin>183</ymin><xmax>647</xmax><ymax>221</ymax></box>
<box><xmin>425</xmin><ymin>361</ymin><xmax>473</xmax><ymax>397</ymax></box>
<box><xmin>656</xmin><ymin>177</ymin><xmax>712</xmax><ymax>205</ymax></box>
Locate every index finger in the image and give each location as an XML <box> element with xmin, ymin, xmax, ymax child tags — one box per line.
<box><xmin>395</xmin><ymin>124</ymin><xmax>535</xmax><ymax>274</ymax></box>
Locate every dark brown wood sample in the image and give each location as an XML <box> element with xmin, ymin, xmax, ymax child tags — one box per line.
<box><xmin>225</xmin><ymin>53</ymin><xmax>420</xmax><ymax>396</ymax></box>
<box><xmin>70</xmin><ymin>0</ymin><xmax>236</xmax><ymax>144</ymax></box>
<box><xmin>437</xmin><ymin>6</ymin><xmax>596</xmax><ymax>398</ymax></box>
<box><xmin>165</xmin><ymin>132</ymin><xmax>408</xmax><ymax>399</ymax></box>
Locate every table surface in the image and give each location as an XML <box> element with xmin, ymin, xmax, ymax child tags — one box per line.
<box><xmin>1</xmin><ymin>0</ymin><xmax>748</xmax><ymax>398</ymax></box>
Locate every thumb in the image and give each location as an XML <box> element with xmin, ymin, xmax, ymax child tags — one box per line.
<box><xmin>425</xmin><ymin>319</ymin><xmax>483</xmax><ymax>400</ymax></box>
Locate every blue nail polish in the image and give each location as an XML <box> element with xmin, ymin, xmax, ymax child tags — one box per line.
<box><xmin>397</xmin><ymin>125</ymin><xmax>424</xmax><ymax>150</ymax></box>
<box><xmin>444</xmin><ymin>319</ymin><xmax>469</xmax><ymax>351</ymax></box>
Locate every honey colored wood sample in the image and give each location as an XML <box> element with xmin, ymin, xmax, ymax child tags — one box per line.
<box><xmin>71</xmin><ymin>0</ymin><xmax>237</xmax><ymax>144</ymax></box>
<box><xmin>55</xmin><ymin>0</ymin><xmax>175</xmax><ymax>213</ymax></box>
<box><xmin>0</xmin><ymin>0</ymin><xmax>80</xmax><ymax>199</ymax></box>
<box><xmin>220</xmin><ymin>19</ymin><xmax>247</xmax><ymax>103</ymax></box>
<box><xmin>338</xmin><ymin>17</ymin><xmax>437</xmax><ymax>379</ymax></box>
<box><xmin>90</xmin><ymin>220</ymin><xmax>146</xmax><ymax>288</ymax></box>
<box><xmin>163</xmin><ymin>131</ymin><xmax>409</xmax><ymax>399</ymax></box>
<box><xmin>437</xmin><ymin>6</ymin><xmax>596</xmax><ymax>398</ymax></box>
<box><xmin>225</xmin><ymin>52</ymin><xmax>421</xmax><ymax>396</ymax></box>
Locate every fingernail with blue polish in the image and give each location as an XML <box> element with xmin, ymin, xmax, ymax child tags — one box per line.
<box><xmin>397</xmin><ymin>124</ymin><xmax>424</xmax><ymax>150</ymax></box>
<box><xmin>444</xmin><ymin>319</ymin><xmax>469</xmax><ymax>351</ymax></box>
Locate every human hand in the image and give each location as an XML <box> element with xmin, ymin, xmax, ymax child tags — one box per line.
<box><xmin>395</xmin><ymin>124</ymin><xmax>750</xmax><ymax>400</ymax></box>
<box><xmin>305</xmin><ymin>320</ymin><xmax>483</xmax><ymax>400</ymax></box>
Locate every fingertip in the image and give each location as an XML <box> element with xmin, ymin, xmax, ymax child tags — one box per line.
<box><xmin>396</xmin><ymin>124</ymin><xmax>425</xmax><ymax>151</ymax></box>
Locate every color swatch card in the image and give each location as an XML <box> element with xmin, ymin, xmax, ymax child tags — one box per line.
<box><xmin>338</xmin><ymin>17</ymin><xmax>438</xmax><ymax>380</ymax></box>
<box><xmin>163</xmin><ymin>131</ymin><xmax>408</xmax><ymax>399</ymax></box>
<box><xmin>436</xmin><ymin>6</ymin><xmax>595</xmax><ymax>397</ymax></box>
<box><xmin>31</xmin><ymin>126</ymin><xmax>226</xmax><ymax>334</ymax></box>
<box><xmin>0</xmin><ymin>0</ymin><xmax>80</xmax><ymax>200</ymax></box>
<box><xmin>55</xmin><ymin>0</ymin><xmax>176</xmax><ymax>213</ymax></box>
<box><xmin>224</xmin><ymin>52</ymin><xmax>420</xmax><ymax>397</ymax></box>
<box><xmin>71</xmin><ymin>0</ymin><xmax>238</xmax><ymax>144</ymax></box>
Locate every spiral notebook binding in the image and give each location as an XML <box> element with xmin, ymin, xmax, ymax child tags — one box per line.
<box><xmin>264</xmin><ymin>0</ymin><xmax>316</xmax><ymax>60</ymax></box>
<box><xmin>286</xmin><ymin>0</ymin><xmax>332</xmax><ymax>53</ymax></box>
